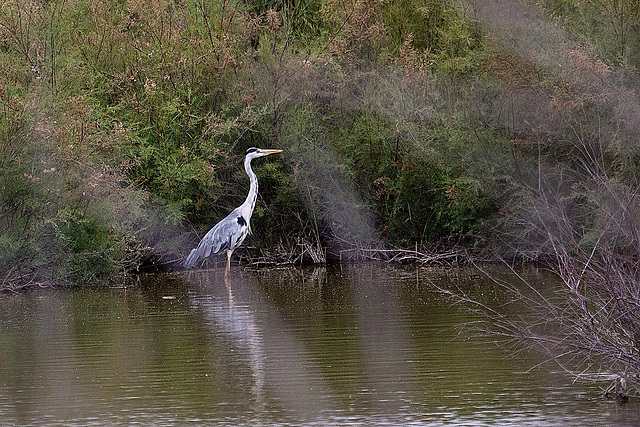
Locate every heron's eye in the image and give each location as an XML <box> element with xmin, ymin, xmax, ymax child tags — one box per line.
<box><xmin>246</xmin><ymin>147</ymin><xmax>258</xmax><ymax>155</ymax></box>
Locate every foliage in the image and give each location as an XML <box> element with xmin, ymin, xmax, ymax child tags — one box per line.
<box><xmin>56</xmin><ymin>209</ymin><xmax>126</xmax><ymax>283</ymax></box>
<box><xmin>537</xmin><ymin>0</ymin><xmax>640</xmax><ymax>66</ymax></box>
<box><xmin>2</xmin><ymin>0</ymin><xmax>640</xmax><ymax>288</ymax></box>
<box><xmin>327</xmin><ymin>110</ymin><xmax>498</xmax><ymax>248</ymax></box>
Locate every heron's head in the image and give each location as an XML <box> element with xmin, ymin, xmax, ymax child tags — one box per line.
<box><xmin>245</xmin><ymin>147</ymin><xmax>283</xmax><ymax>159</ymax></box>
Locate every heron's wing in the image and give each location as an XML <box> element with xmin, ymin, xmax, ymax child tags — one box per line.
<box><xmin>202</xmin><ymin>213</ymin><xmax>244</xmax><ymax>255</ymax></box>
<box><xmin>184</xmin><ymin>209</ymin><xmax>249</xmax><ymax>269</ymax></box>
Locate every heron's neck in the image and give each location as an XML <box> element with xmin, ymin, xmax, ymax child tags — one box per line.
<box><xmin>242</xmin><ymin>156</ymin><xmax>258</xmax><ymax>218</ymax></box>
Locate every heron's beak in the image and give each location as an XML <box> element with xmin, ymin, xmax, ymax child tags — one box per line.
<box><xmin>260</xmin><ymin>149</ymin><xmax>283</xmax><ymax>156</ymax></box>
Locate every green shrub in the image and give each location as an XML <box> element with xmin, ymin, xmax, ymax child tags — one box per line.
<box><xmin>56</xmin><ymin>209</ymin><xmax>125</xmax><ymax>284</ymax></box>
<box><xmin>538</xmin><ymin>0</ymin><xmax>640</xmax><ymax>66</ymax></box>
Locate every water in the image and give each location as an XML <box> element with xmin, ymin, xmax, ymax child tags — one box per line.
<box><xmin>0</xmin><ymin>265</ymin><xmax>638</xmax><ymax>426</ymax></box>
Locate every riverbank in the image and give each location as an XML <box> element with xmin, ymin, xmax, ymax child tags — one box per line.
<box><xmin>3</xmin><ymin>0</ymin><xmax>640</xmax><ymax>289</ymax></box>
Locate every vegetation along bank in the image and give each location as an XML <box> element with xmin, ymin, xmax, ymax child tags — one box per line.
<box><xmin>3</xmin><ymin>0</ymin><xmax>640</xmax><ymax>288</ymax></box>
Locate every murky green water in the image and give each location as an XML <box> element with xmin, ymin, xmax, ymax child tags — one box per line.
<box><xmin>0</xmin><ymin>265</ymin><xmax>638</xmax><ymax>425</ymax></box>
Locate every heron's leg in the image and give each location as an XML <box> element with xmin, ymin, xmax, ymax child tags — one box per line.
<box><xmin>225</xmin><ymin>249</ymin><xmax>232</xmax><ymax>277</ymax></box>
<box><xmin>224</xmin><ymin>250</ymin><xmax>233</xmax><ymax>302</ymax></box>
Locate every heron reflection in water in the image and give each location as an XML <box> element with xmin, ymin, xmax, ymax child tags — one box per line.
<box><xmin>184</xmin><ymin>147</ymin><xmax>282</xmax><ymax>277</ymax></box>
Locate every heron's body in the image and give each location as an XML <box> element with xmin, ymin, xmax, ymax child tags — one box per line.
<box><xmin>184</xmin><ymin>147</ymin><xmax>282</xmax><ymax>272</ymax></box>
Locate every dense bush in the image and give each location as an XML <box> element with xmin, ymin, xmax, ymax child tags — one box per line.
<box><xmin>537</xmin><ymin>0</ymin><xmax>640</xmax><ymax>66</ymax></box>
<box><xmin>3</xmin><ymin>0</ymin><xmax>640</xmax><ymax>287</ymax></box>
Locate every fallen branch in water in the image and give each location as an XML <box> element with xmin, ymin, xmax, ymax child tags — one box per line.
<box><xmin>338</xmin><ymin>246</ymin><xmax>464</xmax><ymax>264</ymax></box>
<box><xmin>433</xmin><ymin>259</ymin><xmax>640</xmax><ymax>400</ymax></box>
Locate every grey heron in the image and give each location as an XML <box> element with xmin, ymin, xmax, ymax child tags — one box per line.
<box><xmin>184</xmin><ymin>147</ymin><xmax>283</xmax><ymax>273</ymax></box>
